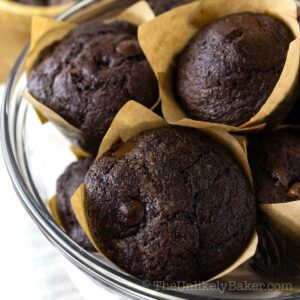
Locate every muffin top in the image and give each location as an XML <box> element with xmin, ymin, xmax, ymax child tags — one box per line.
<box><xmin>249</xmin><ymin>130</ymin><xmax>300</xmax><ymax>204</ymax></box>
<box><xmin>176</xmin><ymin>12</ymin><xmax>293</xmax><ymax>126</ymax></box>
<box><xmin>147</xmin><ymin>0</ymin><xmax>194</xmax><ymax>15</ymax></box>
<box><xmin>28</xmin><ymin>21</ymin><xmax>158</xmax><ymax>140</ymax></box>
<box><xmin>84</xmin><ymin>126</ymin><xmax>255</xmax><ymax>283</ymax></box>
<box><xmin>57</xmin><ymin>158</ymin><xmax>95</xmax><ymax>252</ymax></box>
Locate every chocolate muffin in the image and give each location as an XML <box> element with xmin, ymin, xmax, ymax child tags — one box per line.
<box><xmin>84</xmin><ymin>127</ymin><xmax>255</xmax><ymax>283</ymax></box>
<box><xmin>248</xmin><ymin>130</ymin><xmax>300</xmax><ymax>204</ymax></box>
<box><xmin>147</xmin><ymin>0</ymin><xmax>194</xmax><ymax>15</ymax></box>
<box><xmin>56</xmin><ymin>158</ymin><xmax>95</xmax><ymax>252</ymax></box>
<box><xmin>176</xmin><ymin>13</ymin><xmax>293</xmax><ymax>126</ymax></box>
<box><xmin>28</xmin><ymin>21</ymin><xmax>158</xmax><ymax>152</ymax></box>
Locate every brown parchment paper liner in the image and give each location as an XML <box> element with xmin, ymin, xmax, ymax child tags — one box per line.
<box><xmin>258</xmin><ymin>125</ymin><xmax>300</xmax><ymax>240</ymax></box>
<box><xmin>0</xmin><ymin>0</ymin><xmax>72</xmax><ymax>82</ymax></box>
<box><xmin>71</xmin><ymin>100</ymin><xmax>258</xmax><ymax>287</ymax></box>
<box><xmin>69</xmin><ymin>145</ymin><xmax>93</xmax><ymax>159</ymax></box>
<box><xmin>138</xmin><ymin>0</ymin><xmax>300</xmax><ymax>133</ymax></box>
<box><xmin>48</xmin><ymin>196</ymin><xmax>64</xmax><ymax>228</ymax></box>
<box><xmin>23</xmin><ymin>1</ymin><xmax>156</xmax><ymax>152</ymax></box>
<box><xmin>49</xmin><ymin>195</ymin><xmax>115</xmax><ymax>263</ymax></box>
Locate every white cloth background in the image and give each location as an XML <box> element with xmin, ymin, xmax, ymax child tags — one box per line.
<box><xmin>0</xmin><ymin>84</ymin><xmax>119</xmax><ymax>300</ymax></box>
<box><xmin>0</xmin><ymin>84</ymin><xmax>84</xmax><ymax>299</ymax></box>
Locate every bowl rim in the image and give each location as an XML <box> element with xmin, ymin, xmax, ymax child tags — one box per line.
<box><xmin>1</xmin><ymin>1</ymin><xmax>300</xmax><ymax>299</ymax></box>
<box><xmin>0</xmin><ymin>0</ymin><xmax>72</xmax><ymax>16</ymax></box>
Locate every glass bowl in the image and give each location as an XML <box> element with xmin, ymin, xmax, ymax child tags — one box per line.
<box><xmin>1</xmin><ymin>0</ymin><xmax>300</xmax><ymax>299</ymax></box>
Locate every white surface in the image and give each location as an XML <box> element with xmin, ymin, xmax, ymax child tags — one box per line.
<box><xmin>0</xmin><ymin>84</ymin><xmax>118</xmax><ymax>300</ymax></box>
<box><xmin>0</xmin><ymin>84</ymin><xmax>83</xmax><ymax>299</ymax></box>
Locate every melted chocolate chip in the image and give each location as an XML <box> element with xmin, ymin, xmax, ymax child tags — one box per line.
<box><xmin>176</xmin><ymin>13</ymin><xmax>293</xmax><ymax>125</ymax></box>
<box><xmin>116</xmin><ymin>39</ymin><xmax>142</xmax><ymax>57</ymax></box>
<box><xmin>249</xmin><ymin>130</ymin><xmax>300</xmax><ymax>204</ymax></box>
<box><xmin>119</xmin><ymin>200</ymin><xmax>145</xmax><ymax>227</ymax></box>
<box><xmin>288</xmin><ymin>182</ymin><xmax>300</xmax><ymax>199</ymax></box>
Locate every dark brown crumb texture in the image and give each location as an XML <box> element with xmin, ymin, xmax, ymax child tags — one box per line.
<box><xmin>28</xmin><ymin>21</ymin><xmax>158</xmax><ymax>143</ymax></box>
<box><xmin>84</xmin><ymin>126</ymin><xmax>255</xmax><ymax>284</ymax></box>
<box><xmin>176</xmin><ymin>12</ymin><xmax>293</xmax><ymax>126</ymax></box>
<box><xmin>249</xmin><ymin>130</ymin><xmax>300</xmax><ymax>204</ymax></box>
<box><xmin>57</xmin><ymin>158</ymin><xmax>95</xmax><ymax>252</ymax></box>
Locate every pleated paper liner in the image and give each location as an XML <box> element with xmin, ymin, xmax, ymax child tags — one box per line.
<box><xmin>69</xmin><ymin>144</ymin><xmax>93</xmax><ymax>159</ymax></box>
<box><xmin>257</xmin><ymin>126</ymin><xmax>300</xmax><ymax>241</ymax></box>
<box><xmin>70</xmin><ymin>100</ymin><xmax>258</xmax><ymax>288</ymax></box>
<box><xmin>261</xmin><ymin>201</ymin><xmax>300</xmax><ymax>240</ymax></box>
<box><xmin>23</xmin><ymin>0</ymin><xmax>157</xmax><ymax>153</ymax></box>
<box><xmin>48</xmin><ymin>196</ymin><xmax>64</xmax><ymax>228</ymax></box>
<box><xmin>0</xmin><ymin>0</ymin><xmax>73</xmax><ymax>82</ymax></box>
<box><xmin>138</xmin><ymin>0</ymin><xmax>300</xmax><ymax>133</ymax></box>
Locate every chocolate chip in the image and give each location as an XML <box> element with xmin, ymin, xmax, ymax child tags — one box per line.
<box><xmin>119</xmin><ymin>200</ymin><xmax>145</xmax><ymax>226</ymax></box>
<box><xmin>116</xmin><ymin>39</ymin><xmax>142</xmax><ymax>57</ymax></box>
<box><xmin>288</xmin><ymin>182</ymin><xmax>300</xmax><ymax>199</ymax></box>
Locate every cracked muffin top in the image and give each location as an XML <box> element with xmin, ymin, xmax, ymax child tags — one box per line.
<box><xmin>147</xmin><ymin>0</ymin><xmax>194</xmax><ymax>15</ymax></box>
<box><xmin>176</xmin><ymin>12</ymin><xmax>293</xmax><ymax>126</ymax></box>
<box><xmin>57</xmin><ymin>158</ymin><xmax>95</xmax><ymax>252</ymax></box>
<box><xmin>249</xmin><ymin>130</ymin><xmax>300</xmax><ymax>204</ymax></box>
<box><xmin>28</xmin><ymin>21</ymin><xmax>158</xmax><ymax>142</ymax></box>
<box><xmin>84</xmin><ymin>126</ymin><xmax>255</xmax><ymax>284</ymax></box>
